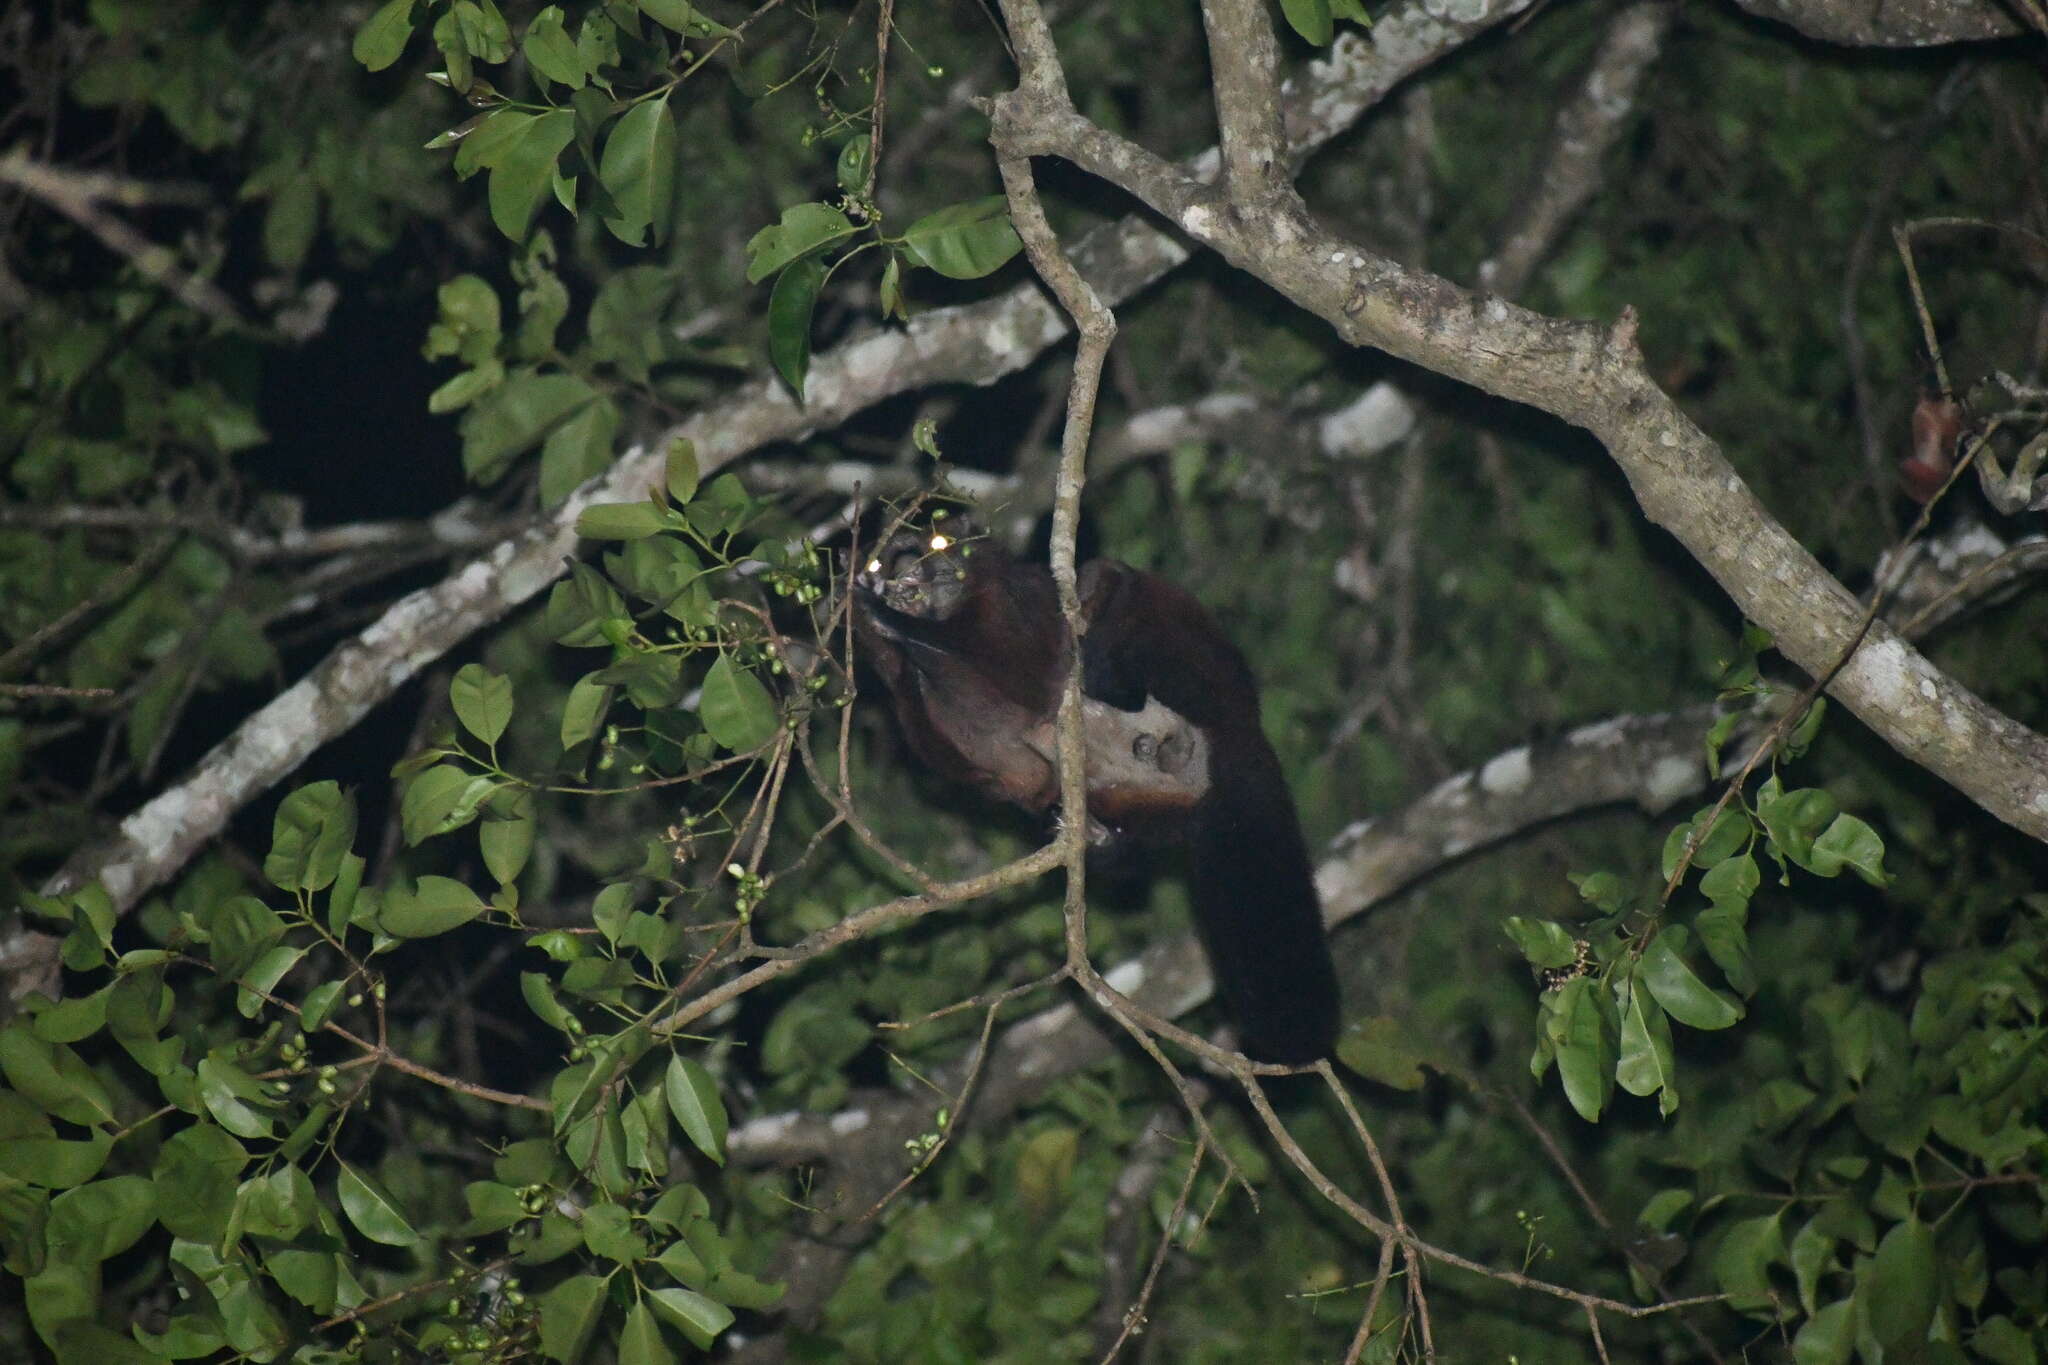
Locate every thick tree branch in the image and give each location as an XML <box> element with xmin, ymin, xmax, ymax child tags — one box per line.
<box><xmin>1478</xmin><ymin>1</ymin><xmax>1675</xmax><ymax>298</ymax></box>
<box><xmin>1725</xmin><ymin>0</ymin><xmax>2031</xmax><ymax>46</ymax></box>
<box><xmin>1200</xmin><ymin>0</ymin><xmax>1293</xmax><ymax>203</ymax></box>
<box><xmin>995</xmin><ymin>97</ymin><xmax>2048</xmax><ymax>844</ymax></box>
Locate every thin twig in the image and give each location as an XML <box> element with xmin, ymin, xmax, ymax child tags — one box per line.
<box><xmin>862</xmin><ymin>0</ymin><xmax>893</xmax><ymax>208</ymax></box>
<box><xmin>1098</xmin><ymin>1133</ymin><xmax>1207</xmax><ymax>1364</ymax></box>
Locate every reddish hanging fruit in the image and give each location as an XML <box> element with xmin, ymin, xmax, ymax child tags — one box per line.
<box><xmin>1901</xmin><ymin>394</ymin><xmax>1963</xmax><ymax>504</ymax></box>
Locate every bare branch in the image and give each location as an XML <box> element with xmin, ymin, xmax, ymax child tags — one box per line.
<box><xmin>1478</xmin><ymin>1</ymin><xmax>1675</xmax><ymax>298</ymax></box>
<box><xmin>0</xmin><ymin>149</ymin><xmax>249</xmax><ymax>328</ymax></box>
<box><xmin>1199</xmin><ymin>0</ymin><xmax>1293</xmax><ymax>203</ymax></box>
<box><xmin>1725</xmin><ymin>0</ymin><xmax>2029</xmax><ymax>45</ymax></box>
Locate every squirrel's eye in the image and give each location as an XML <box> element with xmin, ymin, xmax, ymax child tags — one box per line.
<box><xmin>929</xmin><ymin>533</ymin><xmax>951</xmax><ymax>551</ymax></box>
<box><xmin>865</xmin><ymin>559</ymin><xmax>882</xmax><ymax>575</ymax></box>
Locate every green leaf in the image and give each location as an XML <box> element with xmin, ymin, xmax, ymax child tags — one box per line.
<box><xmin>265</xmin><ymin>781</ymin><xmax>358</xmax><ymax>892</ymax></box>
<box><xmin>1660</xmin><ymin>803</ymin><xmax>1751</xmax><ymax>878</ymax></box>
<box><xmin>647</xmin><ymin>1285</ymin><xmax>734</xmax><ymax>1350</ymax></box>
<box><xmin>1864</xmin><ymin>1217</ymin><xmax>1937</xmax><ymax>1345</ymax></box>
<box><xmin>262</xmin><ymin>176</ymin><xmax>319</xmax><ymax>272</ymax></box>
<box><xmin>436</xmin><ymin>272</ymin><xmax>503</xmax><ymax>342</ymax></box>
<box><xmin>236</xmin><ymin>943</ymin><xmax>307</xmax><ymax>1017</ymax></box>
<box><xmin>608</xmin><ymin>536</ymin><xmax>712</xmax><ymax>626</ymax></box>
<box><xmin>524</xmin><ymin>6</ymin><xmax>585</xmax><ymax>88</ymax></box>
<box><xmin>645</xmin><ymin>1184</ymin><xmax>711</xmax><ymax>1232</ymax></box>
<box><xmin>687</xmin><ymin>472</ymin><xmax>756</xmax><ymax>537</ymax></box>
<box><xmin>578</xmin><ymin>14</ymin><xmax>620</xmax><ymax>79</ymax></box>
<box><xmin>577</xmin><ymin>500</ymin><xmax>670</xmax><ymax>540</ymax></box>
<box><xmin>300</xmin><ymin>980</ymin><xmax>345</xmax><ymax>1032</ymax></box>
<box><xmin>1969</xmin><ymin>1318</ymin><xmax>2037</xmax><ymax>1365</ymax></box>
<box><xmin>1704</xmin><ymin>709</ymin><xmax>1740</xmax><ymax>778</ymax></box>
<box><xmin>639</xmin><ymin>0</ymin><xmax>694</xmax><ymax>29</ymax></box>
<box><xmin>0</xmin><ymin>1028</ymin><xmax>116</xmax><ymax>1127</ymax></box>
<box><xmin>596</xmin><ymin>650</ymin><xmax>684</xmax><ymax>709</ymax></box>
<box><xmin>664</xmin><ymin>1055</ymin><xmax>728</xmax><ymax>1166</ymax></box>
<box><xmin>1791</xmin><ymin>1299</ymin><xmax>1854</xmax><ymax>1365</ymax></box>
<box><xmin>699</xmin><ymin>654</ymin><xmax>778</xmax><ymax>752</ymax></box>
<box><xmin>455</xmin><ymin>107</ymin><xmax>535</xmax><ymax>177</ymax></box>
<box><xmin>638</xmin><ymin>0</ymin><xmax>729</xmax><ymax>34</ymax></box>
<box><xmin>1757</xmin><ymin>785</ymin><xmax>1838</xmax><ymax>869</ymax></box>
<box><xmin>1805</xmin><ymin>813</ymin><xmax>1888</xmax><ymax>886</ymax></box>
<box><xmin>1502</xmin><ymin>916</ymin><xmax>1577</xmax><ymax>970</ymax></box>
<box><xmin>451</xmin><ymin>664</ymin><xmax>516</xmax><ymax>747</ymax></box>
<box><xmin>1570</xmin><ymin>870</ymin><xmax>1628</xmax><ymax>912</ymax></box>
<box><xmin>234</xmin><ymin>1165</ymin><xmax>316</xmax><ymax>1240</ymax></box>
<box><xmin>767</xmin><ymin>253</ymin><xmax>824</xmax><ymax>400</ymax></box>
<box><xmin>265</xmin><ymin>1244</ymin><xmax>339</xmax><ymax>1314</ymax></box>
<box><xmin>490</xmin><ymin>109</ymin><xmax>577</xmax><ymax>240</ymax></box>
<box><xmin>1637</xmin><ymin>1188</ymin><xmax>1692</xmax><ymax>1233</ymax></box>
<box><xmin>619</xmin><ymin>1299</ymin><xmax>678</xmax><ymax>1365</ymax></box>
<box><xmin>1279</xmin><ymin>0</ymin><xmax>1335</xmax><ymax>44</ymax></box>
<box><xmin>1615</xmin><ymin>975</ymin><xmax>1677</xmax><ymax>1112</ymax></box>
<box><xmin>560</xmin><ymin>673</ymin><xmax>614</xmax><ymax>749</ymax></box>
<box><xmin>206</xmin><ymin>895</ymin><xmax>285</xmax><ymax>983</ymax></box>
<box><xmin>592</xmin><ymin>883</ymin><xmax>635</xmax><ymax>943</ymax></box>
<box><xmin>1545</xmin><ymin>976</ymin><xmax>1613</xmax><ymax>1123</ymax></box>
<box><xmin>899</xmin><ymin>196</ymin><xmax>1023</xmax><ymax>280</ymax></box>
<box><xmin>581</xmin><ymin>1199</ymin><xmax>647</xmax><ymax>1263</ymax></box>
<box><xmin>836</xmin><ymin>133</ymin><xmax>872</xmax><ymax>194</ymax></box>
<box><xmin>744</xmin><ymin>202</ymin><xmax>857</xmax><ymax>283</ymax></box>
<box><xmin>327</xmin><ymin>851</ymin><xmax>365</xmax><ymax>935</ymax></box>
<box><xmin>45</xmin><ymin>1174</ymin><xmax>154</xmax><ymax>1264</ymax></box>
<box><xmin>539</xmin><ymin>1273</ymin><xmax>608</xmax><ymax>1363</ymax></box>
<box><xmin>400</xmin><ymin>763</ymin><xmax>490</xmax><ymax>845</ymax></box>
<box><xmin>540</xmin><ymin>396</ymin><xmax>620</xmax><ymax>506</ymax></box>
<box><xmin>70</xmin><ymin>885</ymin><xmax>115</xmax><ymax>959</ymax></box>
<box><xmin>482</xmin><ymin>812</ymin><xmax>535</xmax><ymax>886</ymax></box>
<box><xmin>353</xmin><ymin>0</ymin><xmax>417</xmax><ymax>71</ymax></box>
<box><xmin>665</xmin><ymin>437</ymin><xmax>699</xmax><ymax>504</ymax></box>
<box><xmin>464</xmin><ymin>1180</ymin><xmax>528</xmax><ymax>1234</ymax></box>
<box><xmin>522</xmin><ymin>971</ymin><xmax>575</xmax><ymax>1031</ymax></box>
<box><xmin>654</xmin><ymin>1235</ymin><xmax>709</xmax><ymax>1287</ymax></box>
<box><xmin>1785</xmin><ymin>695</ymin><xmax>1827</xmax><ymax>753</ymax></box>
<box><xmin>379</xmin><ymin>875</ymin><xmax>489</xmax><ymax>938</ymax></box>
<box><xmin>29</xmin><ymin>986</ymin><xmax>108</xmax><ymax>1044</ymax></box>
<box><xmin>1710</xmin><ymin>1212</ymin><xmax>1785</xmax><ymax>1310</ymax></box>
<box><xmin>336</xmin><ymin>1160</ymin><xmax>420</xmax><ymax>1247</ymax></box>
<box><xmin>545</xmin><ymin>562</ymin><xmax>630</xmax><ymax>647</ymax></box>
<box><xmin>879</xmin><ymin>252</ymin><xmax>904</xmax><ymax>319</ymax></box>
<box><xmin>1334</xmin><ymin>1014</ymin><xmax>1425</xmax><ymax>1090</ymax></box>
<box><xmin>528</xmin><ymin>929</ymin><xmax>587</xmax><ymax>962</ymax></box>
<box><xmin>598</xmin><ymin>96</ymin><xmax>679</xmax><ymax>246</ymax></box>
<box><xmin>197</xmin><ymin>1055</ymin><xmax>276</xmax><ymax>1139</ymax></box>
<box><xmin>1694</xmin><ymin>904</ymin><xmax>1756</xmax><ymax>997</ymax></box>
<box><xmin>1697</xmin><ymin>850</ymin><xmax>1758</xmax><ymax>913</ymax></box>
<box><xmin>460</xmin><ymin>371</ymin><xmax>598</xmax><ymax>485</ymax></box>
<box><xmin>151</xmin><ymin>1125</ymin><xmax>245</xmax><ymax>1240</ymax></box>
<box><xmin>1638</xmin><ymin>926</ymin><xmax>1742</xmax><ymax>1029</ymax></box>
<box><xmin>0</xmin><ymin>1131</ymin><xmax>112</xmax><ymax>1188</ymax></box>
<box><xmin>1789</xmin><ymin>1217</ymin><xmax>1834</xmax><ymax>1317</ymax></box>
<box><xmin>462</xmin><ymin>0</ymin><xmax>514</xmax><ymax>59</ymax></box>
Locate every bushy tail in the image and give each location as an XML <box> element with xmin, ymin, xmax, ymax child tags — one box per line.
<box><xmin>1189</xmin><ymin>736</ymin><xmax>1340</xmax><ymax>1064</ymax></box>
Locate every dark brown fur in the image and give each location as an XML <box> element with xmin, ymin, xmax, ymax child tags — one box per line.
<box><xmin>853</xmin><ymin>532</ymin><xmax>1339</xmax><ymax>1063</ymax></box>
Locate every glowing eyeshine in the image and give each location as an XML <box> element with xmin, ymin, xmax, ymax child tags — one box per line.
<box><xmin>929</xmin><ymin>534</ymin><xmax>952</xmax><ymax>551</ymax></box>
<box><xmin>865</xmin><ymin>559</ymin><xmax>882</xmax><ymax>574</ymax></box>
